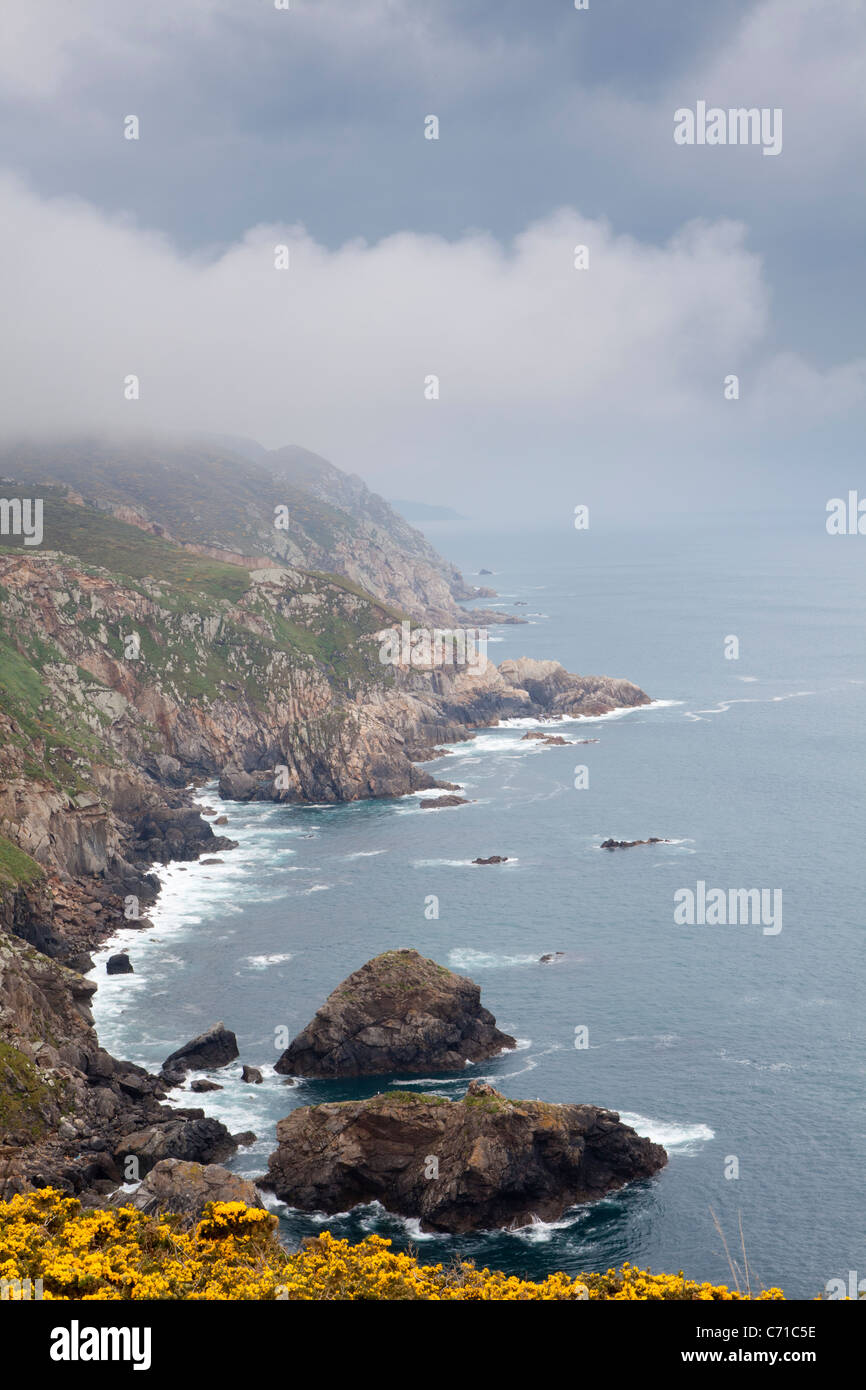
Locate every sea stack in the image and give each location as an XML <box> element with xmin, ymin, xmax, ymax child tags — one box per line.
<box><xmin>274</xmin><ymin>949</ymin><xmax>516</xmax><ymax>1078</ymax></box>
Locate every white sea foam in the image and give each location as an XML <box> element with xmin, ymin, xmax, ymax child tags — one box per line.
<box><xmin>240</xmin><ymin>952</ymin><xmax>293</xmax><ymax>969</ymax></box>
<box><xmin>684</xmin><ymin>690</ymin><xmax>816</xmax><ymax>721</ymax></box>
<box><xmin>448</xmin><ymin>948</ymin><xmax>543</xmax><ymax>970</ymax></box>
<box><xmin>619</xmin><ymin>1112</ymin><xmax>714</xmax><ymax>1153</ymax></box>
<box><xmin>497</xmin><ymin>698</ymin><xmax>682</xmax><ymax>731</ymax></box>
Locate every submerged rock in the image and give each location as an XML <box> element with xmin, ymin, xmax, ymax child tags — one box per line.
<box><xmin>419</xmin><ymin>795</ymin><xmax>469</xmax><ymax>809</ymax></box>
<box><xmin>274</xmin><ymin>949</ymin><xmax>516</xmax><ymax>1078</ymax></box>
<box><xmin>600</xmin><ymin>838</ymin><xmax>671</xmax><ymax>850</ymax></box>
<box><xmin>472</xmin><ymin>855</ymin><xmax>509</xmax><ymax>865</ymax></box>
<box><xmin>264</xmin><ymin>1081</ymin><xmax>667</xmax><ymax>1233</ymax></box>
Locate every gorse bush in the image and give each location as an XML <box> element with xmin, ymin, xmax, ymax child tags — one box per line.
<box><xmin>0</xmin><ymin>1190</ymin><xmax>785</xmax><ymax>1301</ymax></box>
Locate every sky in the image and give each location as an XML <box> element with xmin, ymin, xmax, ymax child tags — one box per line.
<box><xmin>0</xmin><ymin>0</ymin><xmax>863</xmax><ymax>522</ymax></box>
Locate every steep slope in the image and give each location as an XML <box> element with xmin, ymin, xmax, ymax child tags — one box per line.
<box><xmin>0</xmin><ymin>435</ymin><xmax>496</xmax><ymax>622</ymax></box>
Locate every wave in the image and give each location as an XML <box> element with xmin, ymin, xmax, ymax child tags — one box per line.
<box><xmin>240</xmin><ymin>952</ymin><xmax>293</xmax><ymax>969</ymax></box>
<box><xmin>496</xmin><ymin>698</ymin><xmax>682</xmax><ymax>731</ymax></box>
<box><xmin>411</xmin><ymin>857</ymin><xmax>518</xmax><ymax>869</ymax></box>
<box><xmin>619</xmin><ymin>1112</ymin><xmax>714</xmax><ymax>1153</ymax></box>
<box><xmin>448</xmin><ymin>948</ymin><xmax>544</xmax><ymax>970</ymax></box>
<box><xmin>684</xmin><ymin>690</ymin><xmax>817</xmax><ymax>721</ymax></box>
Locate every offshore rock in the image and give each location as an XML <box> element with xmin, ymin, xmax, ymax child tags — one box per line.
<box><xmin>264</xmin><ymin>1081</ymin><xmax>668</xmax><ymax>1233</ymax></box>
<box><xmin>162</xmin><ymin>1022</ymin><xmax>239</xmax><ymax>1076</ymax></box>
<box><xmin>274</xmin><ymin>949</ymin><xmax>516</xmax><ymax>1078</ymax></box>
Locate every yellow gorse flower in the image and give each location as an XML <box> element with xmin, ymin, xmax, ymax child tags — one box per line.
<box><xmin>0</xmin><ymin>1190</ymin><xmax>786</xmax><ymax>1301</ymax></box>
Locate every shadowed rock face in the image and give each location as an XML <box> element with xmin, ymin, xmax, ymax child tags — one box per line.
<box><xmin>273</xmin><ymin>950</ymin><xmax>516</xmax><ymax>1078</ymax></box>
<box><xmin>162</xmin><ymin>1022</ymin><xmax>239</xmax><ymax>1076</ymax></box>
<box><xmin>264</xmin><ymin>1081</ymin><xmax>668</xmax><ymax>1233</ymax></box>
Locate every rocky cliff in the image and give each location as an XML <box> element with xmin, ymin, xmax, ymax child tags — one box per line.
<box><xmin>0</xmin><ymin>435</ymin><xmax>500</xmax><ymax>625</ymax></box>
<box><xmin>0</xmin><ymin>462</ymin><xmax>651</xmax><ymax>1207</ymax></box>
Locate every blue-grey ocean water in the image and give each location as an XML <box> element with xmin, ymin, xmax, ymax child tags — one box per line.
<box><xmin>91</xmin><ymin>517</ymin><xmax>865</xmax><ymax>1299</ymax></box>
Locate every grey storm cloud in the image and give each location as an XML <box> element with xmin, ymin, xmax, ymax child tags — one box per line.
<box><xmin>0</xmin><ymin>0</ymin><xmax>863</xmax><ymax>519</ymax></box>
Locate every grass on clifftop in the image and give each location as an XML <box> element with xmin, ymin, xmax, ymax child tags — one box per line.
<box><xmin>0</xmin><ymin>1191</ymin><xmax>787</xmax><ymax>1300</ymax></box>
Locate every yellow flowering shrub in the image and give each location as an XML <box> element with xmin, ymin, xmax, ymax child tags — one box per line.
<box><xmin>0</xmin><ymin>1190</ymin><xmax>785</xmax><ymax>1301</ymax></box>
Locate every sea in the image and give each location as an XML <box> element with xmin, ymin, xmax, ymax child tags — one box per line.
<box><xmin>90</xmin><ymin>513</ymin><xmax>866</xmax><ymax>1299</ymax></box>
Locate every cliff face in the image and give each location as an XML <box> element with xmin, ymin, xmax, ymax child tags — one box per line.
<box><xmin>0</xmin><ymin>491</ymin><xmax>650</xmax><ymax>826</ymax></box>
<box><xmin>0</xmin><ymin>435</ymin><xmax>492</xmax><ymax>625</ymax></box>
<box><xmin>0</xmin><ymin>869</ymin><xmax>237</xmax><ymax>1200</ymax></box>
<box><xmin>264</xmin><ymin>1081</ymin><xmax>668</xmax><ymax>1233</ymax></box>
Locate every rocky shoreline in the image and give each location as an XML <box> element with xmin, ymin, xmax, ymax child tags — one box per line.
<box><xmin>0</xmin><ymin>668</ymin><xmax>654</xmax><ymax>1208</ymax></box>
<box><xmin>0</xmin><ymin>470</ymin><xmax>658</xmax><ymax>1220</ymax></box>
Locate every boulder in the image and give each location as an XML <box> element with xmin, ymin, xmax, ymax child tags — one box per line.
<box><xmin>241</xmin><ymin>1065</ymin><xmax>263</xmax><ymax>1084</ymax></box>
<box><xmin>218</xmin><ymin>765</ymin><xmax>257</xmax><ymax>800</ymax></box>
<box><xmin>274</xmin><ymin>949</ymin><xmax>516</xmax><ymax>1078</ymax></box>
<box><xmin>419</xmin><ymin>795</ymin><xmax>469</xmax><ymax>809</ymax></box>
<box><xmin>124</xmin><ymin>1159</ymin><xmax>265</xmax><ymax>1225</ymax></box>
<box><xmin>190</xmin><ymin>1079</ymin><xmax>223</xmax><ymax>1093</ymax></box>
<box><xmin>114</xmin><ymin>1117</ymin><xmax>237</xmax><ymax>1176</ymax></box>
<box><xmin>162</xmin><ymin>1022</ymin><xmax>239</xmax><ymax>1075</ymax></box>
<box><xmin>264</xmin><ymin>1081</ymin><xmax>667</xmax><ymax>1233</ymax></box>
<box><xmin>106</xmin><ymin>952</ymin><xmax>133</xmax><ymax>975</ymax></box>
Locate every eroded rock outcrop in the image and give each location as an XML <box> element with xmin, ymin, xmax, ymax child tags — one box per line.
<box><xmin>162</xmin><ymin>1023</ymin><xmax>239</xmax><ymax>1078</ymax></box>
<box><xmin>274</xmin><ymin>950</ymin><xmax>516</xmax><ymax>1078</ymax></box>
<box><xmin>0</xmin><ymin>898</ymin><xmax>235</xmax><ymax>1198</ymax></box>
<box><xmin>264</xmin><ymin>1081</ymin><xmax>668</xmax><ymax>1232</ymax></box>
<box><xmin>122</xmin><ymin>1158</ymin><xmax>265</xmax><ymax>1225</ymax></box>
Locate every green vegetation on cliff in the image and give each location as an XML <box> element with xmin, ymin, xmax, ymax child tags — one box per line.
<box><xmin>0</xmin><ymin>836</ymin><xmax>44</xmax><ymax>892</ymax></box>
